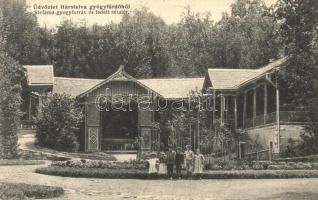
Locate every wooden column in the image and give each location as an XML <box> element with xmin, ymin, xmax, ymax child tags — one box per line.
<box><xmin>276</xmin><ymin>79</ymin><xmax>280</xmax><ymax>153</ymax></box>
<box><xmin>243</xmin><ymin>92</ymin><xmax>247</xmax><ymax>128</ymax></box>
<box><xmin>220</xmin><ymin>94</ymin><xmax>225</xmax><ymax>125</ymax></box>
<box><xmin>28</xmin><ymin>95</ymin><xmax>32</xmax><ymax>120</ymax></box>
<box><xmin>264</xmin><ymin>84</ymin><xmax>268</xmax><ymax>124</ymax></box>
<box><xmin>213</xmin><ymin>89</ymin><xmax>216</xmax><ymax>125</ymax></box>
<box><xmin>253</xmin><ymin>87</ymin><xmax>257</xmax><ymax>126</ymax></box>
<box><xmin>234</xmin><ymin>96</ymin><xmax>238</xmax><ymax>131</ymax></box>
<box><xmin>197</xmin><ymin>117</ymin><xmax>200</xmax><ymax>151</ymax></box>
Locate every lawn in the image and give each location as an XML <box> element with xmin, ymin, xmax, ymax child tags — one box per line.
<box><xmin>0</xmin><ymin>182</ymin><xmax>64</xmax><ymax>199</ymax></box>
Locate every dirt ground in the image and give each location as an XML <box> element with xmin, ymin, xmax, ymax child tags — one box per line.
<box><xmin>1</xmin><ymin>164</ymin><xmax>318</xmax><ymax>200</ymax></box>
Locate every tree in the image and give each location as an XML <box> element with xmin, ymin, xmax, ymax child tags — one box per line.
<box><xmin>0</xmin><ymin>8</ymin><xmax>24</xmax><ymax>158</ymax></box>
<box><xmin>0</xmin><ymin>0</ymin><xmax>44</xmax><ymax>64</ymax></box>
<box><xmin>116</xmin><ymin>7</ymin><xmax>170</xmax><ymax>78</ymax></box>
<box><xmin>275</xmin><ymin>0</ymin><xmax>318</xmax><ymax>155</ymax></box>
<box><xmin>214</xmin><ymin>0</ymin><xmax>280</xmax><ymax>69</ymax></box>
<box><xmin>35</xmin><ymin>93</ymin><xmax>84</xmax><ymax>152</ymax></box>
<box><xmin>167</xmin><ymin>8</ymin><xmax>215</xmax><ymax>76</ymax></box>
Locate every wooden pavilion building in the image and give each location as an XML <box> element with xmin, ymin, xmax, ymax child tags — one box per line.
<box><xmin>24</xmin><ymin>57</ymin><xmax>308</xmax><ymax>153</ymax></box>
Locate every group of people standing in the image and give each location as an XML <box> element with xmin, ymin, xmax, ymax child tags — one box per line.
<box><xmin>147</xmin><ymin>145</ymin><xmax>205</xmax><ymax>179</ymax></box>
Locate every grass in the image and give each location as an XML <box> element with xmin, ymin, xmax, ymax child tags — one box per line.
<box><xmin>0</xmin><ymin>182</ymin><xmax>64</xmax><ymax>199</ymax></box>
<box><xmin>35</xmin><ymin>166</ymin><xmax>318</xmax><ymax>179</ymax></box>
<box><xmin>0</xmin><ymin>159</ymin><xmax>45</xmax><ymax>166</ymax></box>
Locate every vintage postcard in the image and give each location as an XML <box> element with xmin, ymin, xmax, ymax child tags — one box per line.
<box><xmin>0</xmin><ymin>0</ymin><xmax>317</xmax><ymax>199</ymax></box>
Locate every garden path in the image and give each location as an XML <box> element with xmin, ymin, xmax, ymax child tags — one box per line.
<box><xmin>1</xmin><ymin>164</ymin><xmax>318</xmax><ymax>199</ymax></box>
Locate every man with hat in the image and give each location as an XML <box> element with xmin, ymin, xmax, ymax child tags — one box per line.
<box><xmin>184</xmin><ymin>144</ymin><xmax>195</xmax><ymax>177</ymax></box>
<box><xmin>166</xmin><ymin>145</ymin><xmax>176</xmax><ymax>179</ymax></box>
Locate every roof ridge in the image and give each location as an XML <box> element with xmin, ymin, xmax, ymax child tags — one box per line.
<box><xmin>54</xmin><ymin>77</ymin><xmax>104</xmax><ymax>81</ymax></box>
<box><xmin>24</xmin><ymin>65</ymin><xmax>53</xmax><ymax>67</ymax></box>
<box><xmin>208</xmin><ymin>68</ymin><xmax>258</xmax><ymax>71</ymax></box>
<box><xmin>139</xmin><ymin>77</ymin><xmax>204</xmax><ymax>81</ymax></box>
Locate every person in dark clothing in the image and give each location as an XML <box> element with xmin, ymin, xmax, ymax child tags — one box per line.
<box><xmin>175</xmin><ymin>147</ymin><xmax>184</xmax><ymax>179</ymax></box>
<box><xmin>166</xmin><ymin>146</ymin><xmax>176</xmax><ymax>179</ymax></box>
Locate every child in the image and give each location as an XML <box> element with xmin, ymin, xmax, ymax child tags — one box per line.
<box><xmin>158</xmin><ymin>152</ymin><xmax>168</xmax><ymax>176</ymax></box>
<box><xmin>148</xmin><ymin>152</ymin><xmax>159</xmax><ymax>174</ymax></box>
<box><xmin>193</xmin><ymin>148</ymin><xmax>205</xmax><ymax>178</ymax></box>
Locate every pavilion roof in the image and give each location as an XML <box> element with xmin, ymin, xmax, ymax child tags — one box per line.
<box><xmin>52</xmin><ymin>76</ymin><xmax>204</xmax><ymax>99</ymax></box>
<box><xmin>206</xmin><ymin>57</ymin><xmax>287</xmax><ymax>90</ymax></box>
<box><xmin>53</xmin><ymin>77</ymin><xmax>104</xmax><ymax>97</ymax></box>
<box><xmin>24</xmin><ymin>57</ymin><xmax>287</xmax><ymax>98</ymax></box>
<box><xmin>139</xmin><ymin>78</ymin><xmax>205</xmax><ymax>99</ymax></box>
<box><xmin>24</xmin><ymin>65</ymin><xmax>54</xmax><ymax>86</ymax></box>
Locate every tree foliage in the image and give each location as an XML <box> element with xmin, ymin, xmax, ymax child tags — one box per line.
<box><xmin>0</xmin><ymin>0</ymin><xmax>279</xmax><ymax>79</ymax></box>
<box><xmin>35</xmin><ymin>93</ymin><xmax>84</xmax><ymax>152</ymax></box>
<box><xmin>275</xmin><ymin>0</ymin><xmax>318</xmax><ymax>155</ymax></box>
<box><xmin>0</xmin><ymin>8</ymin><xmax>24</xmax><ymax>158</ymax></box>
<box><xmin>0</xmin><ymin>0</ymin><xmax>45</xmax><ymax>64</ymax></box>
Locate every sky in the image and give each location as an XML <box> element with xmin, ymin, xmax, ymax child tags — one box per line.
<box><xmin>26</xmin><ymin>0</ymin><xmax>278</xmax><ymax>28</ymax></box>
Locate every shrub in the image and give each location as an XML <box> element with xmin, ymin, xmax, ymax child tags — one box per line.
<box><xmin>36</xmin><ymin>166</ymin><xmax>318</xmax><ymax>179</ymax></box>
<box><xmin>0</xmin><ymin>182</ymin><xmax>64</xmax><ymax>199</ymax></box>
<box><xmin>205</xmin><ymin>160</ymin><xmax>318</xmax><ymax>170</ymax></box>
<box><xmin>51</xmin><ymin>159</ymin><xmax>148</xmax><ymax>170</ymax></box>
<box><xmin>36</xmin><ymin>93</ymin><xmax>83</xmax><ymax>152</ymax></box>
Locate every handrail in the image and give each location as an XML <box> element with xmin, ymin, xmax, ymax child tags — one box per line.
<box><xmin>244</xmin><ymin>111</ymin><xmax>309</xmax><ymax>129</ymax></box>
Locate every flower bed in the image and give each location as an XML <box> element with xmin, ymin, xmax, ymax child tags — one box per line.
<box><xmin>205</xmin><ymin>160</ymin><xmax>318</xmax><ymax>170</ymax></box>
<box><xmin>0</xmin><ymin>182</ymin><xmax>64</xmax><ymax>199</ymax></box>
<box><xmin>51</xmin><ymin>159</ymin><xmax>148</xmax><ymax>169</ymax></box>
<box><xmin>35</xmin><ymin>166</ymin><xmax>318</xmax><ymax>179</ymax></box>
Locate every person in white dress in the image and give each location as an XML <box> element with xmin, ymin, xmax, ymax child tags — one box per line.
<box><xmin>148</xmin><ymin>152</ymin><xmax>159</xmax><ymax>174</ymax></box>
<box><xmin>158</xmin><ymin>152</ymin><xmax>168</xmax><ymax>176</ymax></box>
<box><xmin>193</xmin><ymin>148</ymin><xmax>205</xmax><ymax>178</ymax></box>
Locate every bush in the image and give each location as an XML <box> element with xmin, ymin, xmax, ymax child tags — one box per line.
<box><xmin>36</xmin><ymin>166</ymin><xmax>318</xmax><ymax>179</ymax></box>
<box><xmin>51</xmin><ymin>159</ymin><xmax>148</xmax><ymax>169</ymax></box>
<box><xmin>0</xmin><ymin>182</ymin><xmax>64</xmax><ymax>199</ymax></box>
<box><xmin>205</xmin><ymin>159</ymin><xmax>318</xmax><ymax>170</ymax></box>
<box><xmin>36</xmin><ymin>93</ymin><xmax>84</xmax><ymax>152</ymax></box>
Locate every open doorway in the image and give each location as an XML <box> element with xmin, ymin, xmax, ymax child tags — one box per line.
<box><xmin>101</xmin><ymin>101</ymin><xmax>138</xmax><ymax>151</ymax></box>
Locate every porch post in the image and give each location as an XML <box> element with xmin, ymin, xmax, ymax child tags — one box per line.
<box><xmin>264</xmin><ymin>84</ymin><xmax>268</xmax><ymax>124</ymax></box>
<box><xmin>213</xmin><ymin>89</ymin><xmax>216</xmax><ymax>124</ymax></box>
<box><xmin>276</xmin><ymin>78</ymin><xmax>280</xmax><ymax>153</ymax></box>
<box><xmin>253</xmin><ymin>87</ymin><xmax>257</xmax><ymax>126</ymax></box>
<box><xmin>220</xmin><ymin>94</ymin><xmax>225</xmax><ymax>125</ymax></box>
<box><xmin>243</xmin><ymin>92</ymin><xmax>247</xmax><ymax>128</ymax></box>
<box><xmin>234</xmin><ymin>96</ymin><xmax>238</xmax><ymax>130</ymax></box>
<box><xmin>28</xmin><ymin>95</ymin><xmax>32</xmax><ymax>120</ymax></box>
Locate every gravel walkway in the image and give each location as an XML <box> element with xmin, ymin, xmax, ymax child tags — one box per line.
<box><xmin>1</xmin><ymin>164</ymin><xmax>318</xmax><ymax>199</ymax></box>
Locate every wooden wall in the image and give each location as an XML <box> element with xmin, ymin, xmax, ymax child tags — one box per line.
<box><xmin>84</xmin><ymin>80</ymin><xmax>156</xmax><ymax>152</ymax></box>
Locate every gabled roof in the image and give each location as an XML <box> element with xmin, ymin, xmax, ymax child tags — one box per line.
<box><xmin>207</xmin><ymin>69</ymin><xmax>257</xmax><ymax>90</ymax></box>
<box><xmin>207</xmin><ymin>57</ymin><xmax>287</xmax><ymax>90</ymax></box>
<box><xmin>139</xmin><ymin>78</ymin><xmax>205</xmax><ymax>99</ymax></box>
<box><xmin>53</xmin><ymin>77</ymin><xmax>104</xmax><ymax>97</ymax></box>
<box><xmin>25</xmin><ymin>57</ymin><xmax>287</xmax><ymax>98</ymax></box>
<box><xmin>77</xmin><ymin>64</ymin><xmax>163</xmax><ymax>98</ymax></box>
<box><xmin>24</xmin><ymin>65</ymin><xmax>54</xmax><ymax>86</ymax></box>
